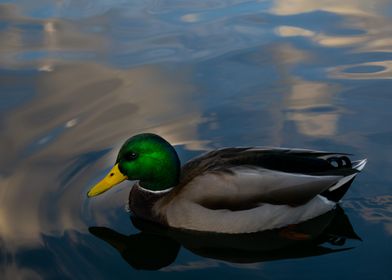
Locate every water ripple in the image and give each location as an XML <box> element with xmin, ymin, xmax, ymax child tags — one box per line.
<box><xmin>1</xmin><ymin>0</ymin><xmax>392</xmax><ymax>278</ymax></box>
<box><xmin>329</xmin><ymin>61</ymin><xmax>392</xmax><ymax>79</ymax></box>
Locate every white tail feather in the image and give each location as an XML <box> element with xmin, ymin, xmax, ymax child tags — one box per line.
<box><xmin>353</xmin><ymin>159</ymin><xmax>367</xmax><ymax>171</ymax></box>
<box><xmin>328</xmin><ymin>159</ymin><xmax>367</xmax><ymax>192</ymax></box>
<box><xmin>328</xmin><ymin>173</ymin><xmax>356</xmax><ymax>191</ymax></box>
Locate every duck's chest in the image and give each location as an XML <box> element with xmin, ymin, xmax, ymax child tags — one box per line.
<box><xmin>128</xmin><ymin>184</ymin><xmax>168</xmax><ymax>225</ymax></box>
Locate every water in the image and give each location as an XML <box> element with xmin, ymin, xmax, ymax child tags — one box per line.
<box><xmin>0</xmin><ymin>0</ymin><xmax>391</xmax><ymax>279</ymax></box>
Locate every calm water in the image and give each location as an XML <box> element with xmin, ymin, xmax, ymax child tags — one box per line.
<box><xmin>1</xmin><ymin>0</ymin><xmax>392</xmax><ymax>279</ymax></box>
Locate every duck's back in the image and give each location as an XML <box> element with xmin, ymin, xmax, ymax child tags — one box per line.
<box><xmin>180</xmin><ymin>147</ymin><xmax>357</xmax><ymax>178</ymax></box>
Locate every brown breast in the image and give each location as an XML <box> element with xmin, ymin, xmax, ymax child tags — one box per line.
<box><xmin>128</xmin><ymin>183</ymin><xmax>169</xmax><ymax>226</ymax></box>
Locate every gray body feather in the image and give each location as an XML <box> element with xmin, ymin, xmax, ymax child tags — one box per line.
<box><xmin>129</xmin><ymin>147</ymin><xmax>366</xmax><ymax>233</ymax></box>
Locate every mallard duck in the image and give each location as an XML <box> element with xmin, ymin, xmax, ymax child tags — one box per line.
<box><xmin>87</xmin><ymin>133</ymin><xmax>366</xmax><ymax>234</ymax></box>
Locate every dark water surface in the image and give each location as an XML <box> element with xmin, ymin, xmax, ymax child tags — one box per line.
<box><xmin>1</xmin><ymin>1</ymin><xmax>391</xmax><ymax>279</ymax></box>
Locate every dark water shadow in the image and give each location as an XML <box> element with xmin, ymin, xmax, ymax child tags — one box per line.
<box><xmin>89</xmin><ymin>206</ymin><xmax>360</xmax><ymax>270</ymax></box>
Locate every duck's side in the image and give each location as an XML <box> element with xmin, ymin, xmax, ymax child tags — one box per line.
<box><xmin>129</xmin><ymin>147</ymin><xmax>366</xmax><ymax>234</ymax></box>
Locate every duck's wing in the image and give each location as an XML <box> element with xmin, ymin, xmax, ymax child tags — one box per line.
<box><xmin>156</xmin><ymin>170</ymin><xmax>340</xmax><ymax>233</ymax></box>
<box><xmin>169</xmin><ymin>147</ymin><xmax>364</xmax><ymax>206</ymax></box>
<box><xmin>179</xmin><ymin>147</ymin><xmax>362</xmax><ymax>185</ymax></box>
<box><xmin>178</xmin><ymin>167</ymin><xmax>342</xmax><ymax>207</ymax></box>
<box><xmin>181</xmin><ymin>147</ymin><xmax>358</xmax><ymax>177</ymax></box>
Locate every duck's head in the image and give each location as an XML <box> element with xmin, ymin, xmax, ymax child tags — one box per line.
<box><xmin>87</xmin><ymin>133</ymin><xmax>180</xmax><ymax>197</ymax></box>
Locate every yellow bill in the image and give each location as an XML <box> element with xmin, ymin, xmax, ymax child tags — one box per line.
<box><xmin>87</xmin><ymin>163</ymin><xmax>127</xmax><ymax>197</ymax></box>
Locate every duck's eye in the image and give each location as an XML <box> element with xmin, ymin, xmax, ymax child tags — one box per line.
<box><xmin>127</xmin><ymin>152</ymin><xmax>138</xmax><ymax>161</ymax></box>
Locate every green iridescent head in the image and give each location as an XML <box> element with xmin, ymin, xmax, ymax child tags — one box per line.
<box><xmin>87</xmin><ymin>133</ymin><xmax>180</xmax><ymax>197</ymax></box>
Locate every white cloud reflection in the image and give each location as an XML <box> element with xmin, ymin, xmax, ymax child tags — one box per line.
<box><xmin>272</xmin><ymin>0</ymin><xmax>392</xmax><ymax>82</ymax></box>
<box><xmin>284</xmin><ymin>79</ymin><xmax>339</xmax><ymax>137</ymax></box>
<box><xmin>181</xmin><ymin>13</ymin><xmax>201</xmax><ymax>23</ymax></box>
<box><xmin>329</xmin><ymin>60</ymin><xmax>392</xmax><ymax>80</ymax></box>
<box><xmin>0</xmin><ymin>60</ymin><xmax>207</xmax><ymax>253</ymax></box>
<box><xmin>344</xmin><ymin>196</ymin><xmax>392</xmax><ymax>236</ymax></box>
<box><xmin>270</xmin><ymin>0</ymin><xmax>388</xmax><ymax>16</ymax></box>
<box><xmin>275</xmin><ymin>26</ymin><xmax>315</xmax><ymax>37</ymax></box>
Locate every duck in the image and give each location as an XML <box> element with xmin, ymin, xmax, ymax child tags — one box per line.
<box><xmin>87</xmin><ymin>133</ymin><xmax>367</xmax><ymax>234</ymax></box>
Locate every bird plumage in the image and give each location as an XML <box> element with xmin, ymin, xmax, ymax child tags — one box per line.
<box><xmin>128</xmin><ymin>146</ymin><xmax>366</xmax><ymax>233</ymax></box>
<box><xmin>87</xmin><ymin>132</ymin><xmax>366</xmax><ymax>234</ymax></box>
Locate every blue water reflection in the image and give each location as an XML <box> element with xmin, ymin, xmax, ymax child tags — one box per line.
<box><xmin>0</xmin><ymin>0</ymin><xmax>391</xmax><ymax>279</ymax></box>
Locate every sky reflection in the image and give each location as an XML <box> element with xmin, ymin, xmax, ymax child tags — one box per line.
<box><xmin>0</xmin><ymin>0</ymin><xmax>391</xmax><ymax>279</ymax></box>
<box><xmin>0</xmin><ymin>61</ymin><xmax>206</xmax><ymax>249</ymax></box>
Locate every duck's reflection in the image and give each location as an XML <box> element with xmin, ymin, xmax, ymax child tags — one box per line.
<box><xmin>89</xmin><ymin>206</ymin><xmax>360</xmax><ymax>270</ymax></box>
